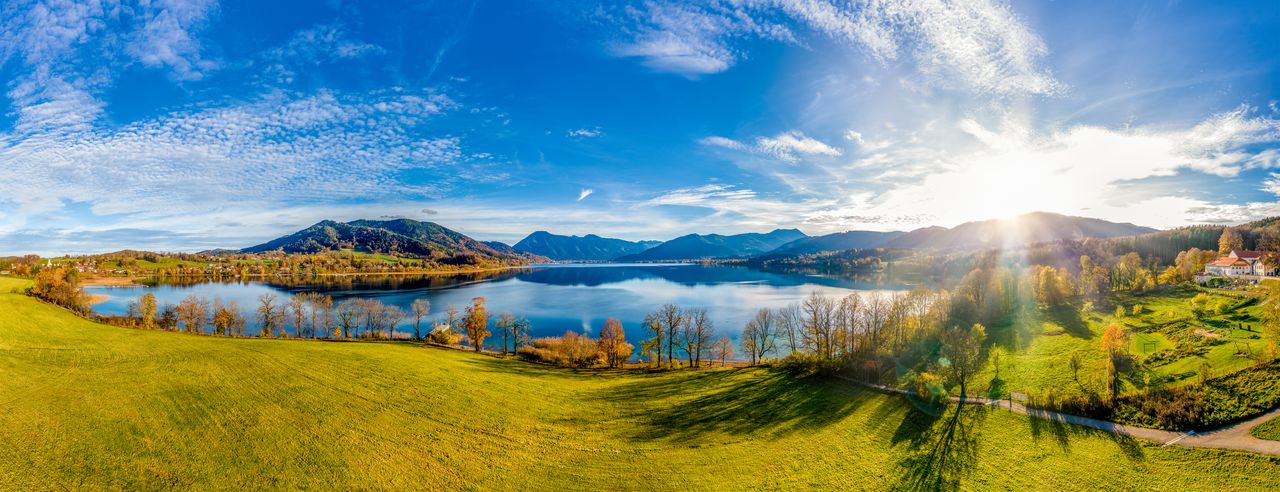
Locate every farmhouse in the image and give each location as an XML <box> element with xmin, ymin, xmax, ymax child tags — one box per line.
<box><xmin>1203</xmin><ymin>250</ymin><xmax>1277</xmax><ymax>278</ymax></box>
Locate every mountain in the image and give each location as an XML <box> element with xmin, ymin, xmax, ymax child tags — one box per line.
<box><xmin>241</xmin><ymin>219</ymin><xmax>525</xmax><ymax>261</ymax></box>
<box><xmin>512</xmin><ymin>231</ymin><xmax>660</xmax><ymax>261</ymax></box>
<box><xmin>617</xmin><ymin>229</ymin><xmax>808</xmax><ymax>261</ymax></box>
<box><xmin>767</xmin><ymin>230</ymin><xmax>904</xmax><ymax>256</ymax></box>
<box><xmin>886</xmin><ymin>212</ymin><xmax>1157</xmax><ymax>251</ymax></box>
<box><xmin>481</xmin><ymin>241</ymin><xmax>521</xmax><ymax>255</ymax></box>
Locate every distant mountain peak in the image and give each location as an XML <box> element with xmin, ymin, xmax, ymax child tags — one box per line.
<box><xmin>513</xmin><ymin>231</ymin><xmax>659</xmax><ymax>261</ymax></box>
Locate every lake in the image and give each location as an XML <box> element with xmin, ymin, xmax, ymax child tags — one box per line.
<box><xmin>86</xmin><ymin>263</ymin><xmax>905</xmax><ymax>358</ymax></box>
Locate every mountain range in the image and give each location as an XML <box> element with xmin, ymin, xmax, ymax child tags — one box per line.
<box><xmin>615</xmin><ymin>229</ymin><xmax>808</xmax><ymax>261</ymax></box>
<box><xmin>237</xmin><ymin>212</ymin><xmax>1163</xmax><ymax>264</ymax></box>
<box><xmin>512</xmin><ymin>231</ymin><xmax>661</xmax><ymax>261</ymax></box>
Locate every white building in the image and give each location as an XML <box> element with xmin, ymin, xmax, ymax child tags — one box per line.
<box><xmin>1204</xmin><ymin>257</ymin><xmax>1252</xmax><ymax>277</ymax></box>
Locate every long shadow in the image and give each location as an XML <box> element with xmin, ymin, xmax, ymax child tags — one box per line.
<box><xmin>1045</xmin><ymin>305</ymin><xmax>1092</xmax><ymax>338</ymax></box>
<box><xmin>1023</xmin><ymin>405</ymin><xmax>1146</xmax><ymax>462</ymax></box>
<box><xmin>590</xmin><ymin>368</ymin><xmax>872</xmax><ymax>441</ymax></box>
<box><xmin>892</xmin><ymin>405</ymin><xmax>986</xmax><ymax>492</ymax></box>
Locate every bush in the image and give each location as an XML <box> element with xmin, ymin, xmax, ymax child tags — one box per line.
<box><xmin>427</xmin><ymin>328</ymin><xmax>462</xmax><ymax>346</ymax></box>
<box><xmin>516</xmin><ymin>331</ymin><xmax>602</xmax><ymax>368</ymax></box>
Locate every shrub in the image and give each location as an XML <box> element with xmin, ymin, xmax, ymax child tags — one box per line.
<box><xmin>517</xmin><ymin>331</ymin><xmax>602</xmax><ymax>368</ymax></box>
<box><xmin>427</xmin><ymin>327</ymin><xmax>462</xmax><ymax>346</ymax></box>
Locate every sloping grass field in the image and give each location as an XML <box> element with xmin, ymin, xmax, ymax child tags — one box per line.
<box><xmin>2</xmin><ymin>277</ymin><xmax>1280</xmax><ymax>490</ymax></box>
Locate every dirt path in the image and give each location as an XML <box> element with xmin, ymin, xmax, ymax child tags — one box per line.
<box><xmin>841</xmin><ymin>377</ymin><xmax>1280</xmax><ymax>456</ymax></box>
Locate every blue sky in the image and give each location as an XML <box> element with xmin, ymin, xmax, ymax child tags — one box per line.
<box><xmin>2</xmin><ymin>0</ymin><xmax>1280</xmax><ymax>254</ymax></box>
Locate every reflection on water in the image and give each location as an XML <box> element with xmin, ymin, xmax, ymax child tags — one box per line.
<box><xmin>88</xmin><ymin>263</ymin><xmax>907</xmax><ymax>355</ymax></box>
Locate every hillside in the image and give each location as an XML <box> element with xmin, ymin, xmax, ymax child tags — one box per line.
<box><xmin>618</xmin><ymin>229</ymin><xmax>808</xmax><ymax>261</ymax></box>
<box><xmin>887</xmin><ymin>212</ymin><xmax>1156</xmax><ymax>251</ymax></box>
<box><xmin>513</xmin><ymin>231</ymin><xmax>660</xmax><ymax>261</ymax></box>
<box><xmin>241</xmin><ymin>219</ymin><xmax>525</xmax><ymax>262</ymax></box>
<box><xmin>767</xmin><ymin>230</ymin><xmax>903</xmax><ymax>256</ymax></box>
<box><xmin>2</xmin><ymin>279</ymin><xmax>1278</xmax><ymax>489</ymax></box>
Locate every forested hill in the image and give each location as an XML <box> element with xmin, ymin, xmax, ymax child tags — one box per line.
<box><xmin>513</xmin><ymin>231</ymin><xmax>661</xmax><ymax>261</ymax></box>
<box><xmin>241</xmin><ymin>219</ymin><xmax>530</xmax><ymax>262</ymax></box>
<box><xmin>617</xmin><ymin>229</ymin><xmax>808</xmax><ymax>261</ymax></box>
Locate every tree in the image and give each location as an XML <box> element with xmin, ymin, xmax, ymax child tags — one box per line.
<box><xmin>289</xmin><ymin>293</ymin><xmax>307</xmax><ymax>339</ymax></box>
<box><xmin>777</xmin><ymin>304</ymin><xmax>803</xmax><ymax>354</ymax></box>
<box><xmin>382</xmin><ymin>304</ymin><xmax>405</xmax><ymax>339</ymax></box>
<box><xmin>598</xmin><ymin>318</ymin><xmax>631</xmax><ymax>368</ymax></box>
<box><xmin>463</xmin><ymin>297</ymin><xmax>489</xmax><ymax>351</ymax></box>
<box><xmin>1068</xmin><ymin>352</ymin><xmax>1082</xmax><ymax>384</ymax></box>
<box><xmin>941</xmin><ymin>323</ymin><xmax>986</xmax><ymax>400</ymax></box>
<box><xmin>175</xmin><ymin>295</ymin><xmax>209</xmax><ymax>334</ymax></box>
<box><xmin>512</xmin><ymin>317</ymin><xmax>532</xmax><ymax>349</ymax></box>
<box><xmin>741</xmin><ymin>308</ymin><xmax>777</xmax><ymax>364</ymax></box>
<box><xmin>712</xmin><ymin>335</ymin><xmax>734</xmax><ymax>366</ymax></box>
<box><xmin>641</xmin><ymin>312</ymin><xmax>664</xmax><ymax>368</ymax></box>
<box><xmin>411</xmin><ymin>299</ymin><xmax>431</xmax><ymax>340</ymax></box>
<box><xmin>336</xmin><ymin>299</ymin><xmax>360</xmax><ymax>338</ymax></box>
<box><xmin>1219</xmin><ymin>227</ymin><xmax>1244</xmax><ymax>254</ymax></box>
<box><xmin>139</xmin><ymin>293</ymin><xmax>158</xmax><ymax>328</ymax></box>
<box><xmin>1261</xmin><ymin>288</ymin><xmax>1280</xmax><ymax>358</ymax></box>
<box><xmin>681</xmin><ymin>308</ymin><xmax>713</xmax><ymax>367</ymax></box>
<box><xmin>308</xmin><ymin>294</ymin><xmax>333</xmax><ymax>338</ymax></box>
<box><xmin>257</xmin><ymin>293</ymin><xmax>282</xmax><ymax>337</ymax></box>
<box><xmin>1100</xmin><ymin>324</ymin><xmax>1129</xmax><ymax>400</ymax></box>
<box><xmin>657</xmin><ymin>304</ymin><xmax>685</xmax><ymax>368</ymax></box>
<box><xmin>212</xmin><ymin>299</ymin><xmax>246</xmax><ymax>337</ymax></box>
<box><xmin>445</xmin><ymin>304</ymin><xmax>460</xmax><ymax>332</ymax></box>
<box><xmin>495</xmin><ymin>312</ymin><xmax>516</xmax><ymax>355</ymax></box>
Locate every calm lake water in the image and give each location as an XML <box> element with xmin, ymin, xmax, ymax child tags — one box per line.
<box><xmin>87</xmin><ymin>263</ymin><xmax>904</xmax><ymax>357</ymax></box>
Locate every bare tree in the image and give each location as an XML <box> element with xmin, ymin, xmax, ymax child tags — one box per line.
<box><xmin>777</xmin><ymin>304</ymin><xmax>803</xmax><ymax>354</ymax></box>
<box><xmin>712</xmin><ymin>335</ymin><xmax>735</xmax><ymax>366</ymax></box>
<box><xmin>657</xmin><ymin>304</ymin><xmax>684</xmax><ymax>368</ymax></box>
<box><xmin>641</xmin><ymin>312</ymin><xmax>664</xmax><ymax>368</ymax></box>
<box><xmin>256</xmin><ymin>293</ymin><xmax>282</xmax><ymax>337</ymax></box>
<box><xmin>289</xmin><ymin>293</ymin><xmax>307</xmax><ymax>339</ymax></box>
<box><xmin>411</xmin><ymin>299</ymin><xmax>431</xmax><ymax>340</ymax></box>
<box><xmin>383</xmin><ymin>304</ymin><xmax>405</xmax><ymax>339</ymax></box>
<box><xmin>495</xmin><ymin>312</ymin><xmax>516</xmax><ymax>355</ymax></box>
<box><xmin>336</xmin><ymin>299</ymin><xmax>360</xmax><ymax>338</ymax></box>
<box><xmin>681</xmin><ymin>308</ymin><xmax>713</xmax><ymax>368</ymax></box>
<box><xmin>741</xmin><ymin>308</ymin><xmax>777</xmax><ymax>364</ymax></box>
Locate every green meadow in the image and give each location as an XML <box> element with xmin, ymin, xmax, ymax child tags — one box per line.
<box><xmin>2</xmin><ymin>277</ymin><xmax>1280</xmax><ymax>490</ymax></box>
<box><xmin>971</xmin><ymin>287</ymin><xmax>1271</xmax><ymax>400</ymax></box>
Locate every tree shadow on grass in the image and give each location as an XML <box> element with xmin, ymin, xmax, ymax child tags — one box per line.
<box><xmin>891</xmin><ymin>405</ymin><xmax>985</xmax><ymax>492</ymax></box>
<box><xmin>590</xmin><ymin>368</ymin><xmax>871</xmax><ymax>442</ymax></box>
<box><xmin>1045</xmin><ymin>305</ymin><xmax>1092</xmax><ymax>338</ymax></box>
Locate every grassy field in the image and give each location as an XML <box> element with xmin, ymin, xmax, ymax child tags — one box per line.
<box><xmin>1254</xmin><ymin>416</ymin><xmax>1280</xmax><ymax>441</ymax></box>
<box><xmin>2</xmin><ymin>277</ymin><xmax>1280</xmax><ymax>490</ymax></box>
<box><xmin>971</xmin><ymin>287</ymin><xmax>1270</xmax><ymax>399</ymax></box>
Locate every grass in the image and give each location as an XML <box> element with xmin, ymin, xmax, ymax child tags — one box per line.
<box><xmin>2</xmin><ymin>276</ymin><xmax>1280</xmax><ymax>490</ymax></box>
<box><xmin>1254</xmin><ymin>416</ymin><xmax>1280</xmax><ymax>441</ymax></box>
<box><xmin>972</xmin><ymin>287</ymin><xmax>1271</xmax><ymax>400</ymax></box>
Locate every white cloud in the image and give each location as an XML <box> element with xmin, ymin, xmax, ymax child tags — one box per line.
<box><xmin>0</xmin><ymin>89</ymin><xmax>496</xmax><ymax>224</ymax></box>
<box><xmin>755</xmin><ymin>131</ymin><xmax>842</xmax><ymax>161</ymax></box>
<box><xmin>124</xmin><ymin>0</ymin><xmax>220</xmax><ymax>81</ymax></box>
<box><xmin>577</xmin><ymin>188</ymin><xmax>595</xmax><ymax>201</ymax></box>
<box><xmin>567</xmin><ymin>127</ymin><xmax>603</xmax><ymax>138</ymax></box>
<box><xmin>700</xmin><ymin>131</ymin><xmax>840</xmax><ymax>162</ymax></box>
<box><xmin>610</xmin><ymin>0</ymin><xmax>1058</xmax><ymax>95</ymax></box>
<box><xmin>261</xmin><ymin>21</ymin><xmax>385</xmax><ymax>84</ymax></box>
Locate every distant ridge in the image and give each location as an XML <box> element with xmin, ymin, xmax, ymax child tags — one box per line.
<box><xmin>617</xmin><ymin>229</ymin><xmax>808</xmax><ymax>261</ymax></box>
<box><xmin>767</xmin><ymin>230</ymin><xmax>903</xmax><ymax>256</ymax></box>
<box><xmin>513</xmin><ymin>231</ymin><xmax>660</xmax><ymax>261</ymax></box>
<box><xmin>886</xmin><ymin>212</ymin><xmax>1156</xmax><ymax>251</ymax></box>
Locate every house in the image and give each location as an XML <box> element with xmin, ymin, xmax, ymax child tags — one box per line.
<box><xmin>1228</xmin><ymin>250</ymin><xmax>1277</xmax><ymax>276</ymax></box>
<box><xmin>1204</xmin><ymin>257</ymin><xmax>1253</xmax><ymax>277</ymax></box>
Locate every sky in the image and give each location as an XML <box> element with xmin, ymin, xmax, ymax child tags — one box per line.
<box><xmin>2</xmin><ymin>0</ymin><xmax>1280</xmax><ymax>255</ymax></box>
